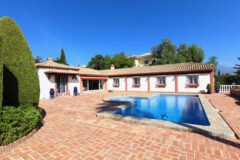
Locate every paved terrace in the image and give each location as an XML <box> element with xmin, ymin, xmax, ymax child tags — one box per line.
<box><xmin>205</xmin><ymin>93</ymin><xmax>240</xmax><ymax>138</ymax></box>
<box><xmin>1</xmin><ymin>92</ymin><xmax>240</xmax><ymax>160</ymax></box>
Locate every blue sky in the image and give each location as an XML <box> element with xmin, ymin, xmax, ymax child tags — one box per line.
<box><xmin>0</xmin><ymin>0</ymin><xmax>239</xmax><ymax>72</ymax></box>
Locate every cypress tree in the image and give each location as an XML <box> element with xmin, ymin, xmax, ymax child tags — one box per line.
<box><xmin>0</xmin><ymin>17</ymin><xmax>39</xmax><ymax>107</ymax></box>
<box><xmin>60</xmin><ymin>48</ymin><xmax>67</xmax><ymax>65</ymax></box>
<box><xmin>0</xmin><ymin>36</ymin><xmax>2</xmax><ymax>109</ymax></box>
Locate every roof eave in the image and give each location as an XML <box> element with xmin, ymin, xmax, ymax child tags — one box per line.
<box><xmin>79</xmin><ymin>73</ymin><xmax>108</xmax><ymax>77</ymax></box>
<box><xmin>36</xmin><ymin>65</ymin><xmax>79</xmax><ymax>70</ymax></box>
<box><xmin>107</xmin><ymin>69</ymin><xmax>213</xmax><ymax>77</ymax></box>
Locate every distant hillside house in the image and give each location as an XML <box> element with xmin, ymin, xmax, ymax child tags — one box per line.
<box><xmin>36</xmin><ymin>57</ymin><xmax>214</xmax><ymax>100</ymax></box>
<box><xmin>129</xmin><ymin>52</ymin><xmax>153</xmax><ymax>67</ymax></box>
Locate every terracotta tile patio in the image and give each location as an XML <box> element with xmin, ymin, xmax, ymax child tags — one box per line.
<box><xmin>0</xmin><ymin>91</ymin><xmax>240</xmax><ymax>160</ymax></box>
<box><xmin>205</xmin><ymin>93</ymin><xmax>240</xmax><ymax>138</ymax></box>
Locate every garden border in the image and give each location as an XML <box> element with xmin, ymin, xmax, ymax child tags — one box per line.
<box><xmin>0</xmin><ymin>121</ymin><xmax>43</xmax><ymax>153</ymax></box>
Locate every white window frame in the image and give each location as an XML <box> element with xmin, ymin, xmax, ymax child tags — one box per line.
<box><xmin>187</xmin><ymin>75</ymin><xmax>199</xmax><ymax>84</ymax></box>
<box><xmin>113</xmin><ymin>78</ymin><xmax>120</xmax><ymax>85</ymax></box>
<box><xmin>156</xmin><ymin>76</ymin><xmax>166</xmax><ymax>85</ymax></box>
<box><xmin>133</xmin><ymin>77</ymin><xmax>140</xmax><ymax>85</ymax></box>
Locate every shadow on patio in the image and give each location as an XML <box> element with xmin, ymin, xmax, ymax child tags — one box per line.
<box><xmin>96</xmin><ymin>101</ymin><xmax>132</xmax><ymax>113</ymax></box>
<box><xmin>227</xmin><ymin>94</ymin><xmax>240</xmax><ymax>106</ymax></box>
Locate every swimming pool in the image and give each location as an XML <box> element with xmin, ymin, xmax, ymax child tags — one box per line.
<box><xmin>110</xmin><ymin>95</ymin><xmax>210</xmax><ymax>126</ymax></box>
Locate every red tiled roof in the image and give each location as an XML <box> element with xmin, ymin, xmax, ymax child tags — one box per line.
<box><xmin>36</xmin><ymin>61</ymin><xmax>79</xmax><ymax>70</ymax></box>
<box><xmin>37</xmin><ymin>62</ymin><xmax>214</xmax><ymax>76</ymax></box>
<box><xmin>100</xmin><ymin>62</ymin><xmax>214</xmax><ymax>76</ymax></box>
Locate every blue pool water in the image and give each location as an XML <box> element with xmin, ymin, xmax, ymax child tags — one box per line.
<box><xmin>110</xmin><ymin>95</ymin><xmax>210</xmax><ymax>126</ymax></box>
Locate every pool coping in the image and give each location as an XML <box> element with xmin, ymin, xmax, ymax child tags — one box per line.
<box><xmin>97</xmin><ymin>94</ymin><xmax>235</xmax><ymax>138</ymax></box>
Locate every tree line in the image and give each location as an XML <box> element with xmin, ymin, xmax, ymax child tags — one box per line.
<box><xmin>87</xmin><ymin>38</ymin><xmax>218</xmax><ymax>71</ymax></box>
<box><xmin>34</xmin><ymin>38</ymin><xmax>240</xmax><ymax>75</ymax></box>
<box><xmin>151</xmin><ymin>38</ymin><xmax>205</xmax><ymax>65</ymax></box>
<box><xmin>86</xmin><ymin>52</ymin><xmax>135</xmax><ymax>70</ymax></box>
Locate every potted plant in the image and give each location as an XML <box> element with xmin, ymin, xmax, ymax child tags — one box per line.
<box><xmin>187</xmin><ymin>84</ymin><xmax>199</xmax><ymax>88</ymax></box>
<box><xmin>113</xmin><ymin>84</ymin><xmax>119</xmax><ymax>88</ymax></box>
<box><xmin>74</xmin><ymin>87</ymin><xmax>78</xmax><ymax>96</ymax></box>
<box><xmin>215</xmin><ymin>82</ymin><xmax>221</xmax><ymax>93</ymax></box>
<box><xmin>50</xmin><ymin>88</ymin><xmax>55</xmax><ymax>99</ymax></box>
<box><xmin>206</xmin><ymin>84</ymin><xmax>212</xmax><ymax>94</ymax></box>
<box><xmin>132</xmin><ymin>84</ymin><xmax>140</xmax><ymax>88</ymax></box>
<box><xmin>156</xmin><ymin>84</ymin><xmax>166</xmax><ymax>88</ymax></box>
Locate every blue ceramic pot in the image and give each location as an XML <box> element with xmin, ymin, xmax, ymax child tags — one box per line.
<box><xmin>50</xmin><ymin>89</ymin><xmax>55</xmax><ymax>99</ymax></box>
<box><xmin>50</xmin><ymin>90</ymin><xmax>55</xmax><ymax>96</ymax></box>
<box><xmin>74</xmin><ymin>88</ymin><xmax>78</xmax><ymax>96</ymax></box>
<box><xmin>215</xmin><ymin>88</ymin><xmax>220</xmax><ymax>93</ymax></box>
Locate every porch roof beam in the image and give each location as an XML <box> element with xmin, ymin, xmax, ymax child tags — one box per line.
<box><xmin>80</xmin><ymin>77</ymin><xmax>108</xmax><ymax>80</ymax></box>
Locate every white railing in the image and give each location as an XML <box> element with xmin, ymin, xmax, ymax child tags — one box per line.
<box><xmin>220</xmin><ymin>85</ymin><xmax>240</xmax><ymax>92</ymax></box>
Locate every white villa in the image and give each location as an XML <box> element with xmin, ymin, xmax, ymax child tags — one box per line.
<box><xmin>128</xmin><ymin>52</ymin><xmax>153</xmax><ymax>67</ymax></box>
<box><xmin>36</xmin><ymin>57</ymin><xmax>214</xmax><ymax>100</ymax></box>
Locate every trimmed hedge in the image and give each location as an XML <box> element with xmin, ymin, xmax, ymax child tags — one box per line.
<box><xmin>215</xmin><ymin>75</ymin><xmax>240</xmax><ymax>85</ymax></box>
<box><xmin>0</xmin><ymin>36</ymin><xmax>2</xmax><ymax>109</ymax></box>
<box><xmin>0</xmin><ymin>105</ymin><xmax>42</xmax><ymax>145</ymax></box>
<box><xmin>0</xmin><ymin>17</ymin><xmax>39</xmax><ymax>107</ymax></box>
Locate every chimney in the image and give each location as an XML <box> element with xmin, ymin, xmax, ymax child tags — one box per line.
<box><xmin>47</xmin><ymin>57</ymin><xmax>53</xmax><ymax>61</ymax></box>
<box><xmin>111</xmin><ymin>64</ymin><xmax>115</xmax><ymax>70</ymax></box>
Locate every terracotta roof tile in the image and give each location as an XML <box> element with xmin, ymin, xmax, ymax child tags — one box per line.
<box><xmin>99</xmin><ymin>62</ymin><xmax>214</xmax><ymax>76</ymax></box>
<box><xmin>136</xmin><ymin>52</ymin><xmax>153</xmax><ymax>58</ymax></box>
<box><xmin>37</xmin><ymin>62</ymin><xmax>213</xmax><ymax>76</ymax></box>
<box><xmin>36</xmin><ymin>61</ymin><xmax>79</xmax><ymax>70</ymax></box>
<box><xmin>45</xmin><ymin>69</ymin><xmax>79</xmax><ymax>75</ymax></box>
<box><xmin>78</xmin><ymin>68</ymin><xmax>106</xmax><ymax>76</ymax></box>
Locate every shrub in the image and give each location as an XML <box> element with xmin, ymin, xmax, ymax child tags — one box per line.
<box><xmin>0</xmin><ymin>17</ymin><xmax>39</xmax><ymax>107</ymax></box>
<box><xmin>207</xmin><ymin>84</ymin><xmax>212</xmax><ymax>90</ymax></box>
<box><xmin>215</xmin><ymin>82</ymin><xmax>221</xmax><ymax>89</ymax></box>
<box><xmin>215</xmin><ymin>75</ymin><xmax>240</xmax><ymax>85</ymax></box>
<box><xmin>0</xmin><ymin>36</ymin><xmax>2</xmax><ymax>109</ymax></box>
<box><xmin>0</xmin><ymin>105</ymin><xmax>42</xmax><ymax>145</ymax></box>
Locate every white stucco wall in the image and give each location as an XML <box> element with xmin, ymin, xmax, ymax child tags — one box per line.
<box><xmin>38</xmin><ymin>68</ymin><xmax>80</xmax><ymax>99</ymax></box>
<box><xmin>107</xmin><ymin>73</ymin><xmax>210</xmax><ymax>93</ymax></box>
<box><xmin>68</xmin><ymin>75</ymin><xmax>80</xmax><ymax>95</ymax></box>
<box><xmin>134</xmin><ymin>59</ymin><xmax>139</xmax><ymax>67</ymax></box>
<box><xmin>127</xmin><ymin>76</ymin><xmax>148</xmax><ymax>91</ymax></box>
<box><xmin>149</xmin><ymin>75</ymin><xmax>175</xmax><ymax>92</ymax></box>
<box><xmin>108</xmin><ymin>77</ymin><xmax>126</xmax><ymax>91</ymax></box>
<box><xmin>37</xmin><ymin>68</ymin><xmax>55</xmax><ymax>100</ymax></box>
<box><xmin>38</xmin><ymin>67</ymin><xmax>211</xmax><ymax>100</ymax></box>
<box><xmin>178</xmin><ymin>73</ymin><xmax>210</xmax><ymax>93</ymax></box>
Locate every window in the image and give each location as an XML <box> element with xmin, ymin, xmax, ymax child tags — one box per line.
<box><xmin>56</xmin><ymin>75</ymin><xmax>67</xmax><ymax>94</ymax></box>
<box><xmin>157</xmin><ymin>77</ymin><xmax>166</xmax><ymax>85</ymax></box>
<box><xmin>113</xmin><ymin>78</ymin><xmax>119</xmax><ymax>85</ymax></box>
<box><xmin>144</xmin><ymin>59</ymin><xmax>149</xmax><ymax>65</ymax></box>
<box><xmin>187</xmin><ymin>76</ymin><xmax>198</xmax><ymax>84</ymax></box>
<box><xmin>133</xmin><ymin>78</ymin><xmax>140</xmax><ymax>85</ymax></box>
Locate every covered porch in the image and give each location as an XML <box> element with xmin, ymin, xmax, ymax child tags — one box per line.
<box><xmin>45</xmin><ymin>69</ymin><xmax>80</xmax><ymax>96</ymax></box>
<box><xmin>80</xmin><ymin>76</ymin><xmax>108</xmax><ymax>92</ymax></box>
